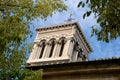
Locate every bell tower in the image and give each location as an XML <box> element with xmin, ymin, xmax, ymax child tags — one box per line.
<box><xmin>27</xmin><ymin>21</ymin><xmax>92</xmax><ymax>66</ymax></box>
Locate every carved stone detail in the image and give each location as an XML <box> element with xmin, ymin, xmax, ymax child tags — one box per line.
<box><xmin>27</xmin><ymin>21</ymin><xmax>92</xmax><ymax>65</ymax></box>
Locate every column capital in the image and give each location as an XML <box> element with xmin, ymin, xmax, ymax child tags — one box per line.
<box><xmin>46</xmin><ymin>42</ymin><xmax>51</xmax><ymax>45</ymax></box>
<box><xmin>34</xmin><ymin>41</ymin><xmax>39</xmax><ymax>44</ymax></box>
<box><xmin>38</xmin><ymin>42</ymin><xmax>44</xmax><ymax>47</ymax></box>
<box><xmin>56</xmin><ymin>41</ymin><xmax>61</xmax><ymax>44</ymax></box>
<box><xmin>67</xmin><ymin>37</ymin><xmax>75</xmax><ymax>43</ymax></box>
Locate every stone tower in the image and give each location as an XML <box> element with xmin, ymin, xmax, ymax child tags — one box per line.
<box><xmin>27</xmin><ymin>21</ymin><xmax>92</xmax><ymax>66</ymax></box>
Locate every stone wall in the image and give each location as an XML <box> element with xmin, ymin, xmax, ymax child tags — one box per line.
<box><xmin>26</xmin><ymin>58</ymin><xmax>120</xmax><ymax>80</ymax></box>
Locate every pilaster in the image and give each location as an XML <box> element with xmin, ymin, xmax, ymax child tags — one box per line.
<box><xmin>62</xmin><ymin>37</ymin><xmax>75</xmax><ymax>59</ymax></box>
<box><xmin>32</xmin><ymin>43</ymin><xmax>41</xmax><ymax>60</ymax></box>
<box><xmin>52</xmin><ymin>41</ymin><xmax>60</xmax><ymax>58</ymax></box>
<box><xmin>42</xmin><ymin>43</ymin><xmax>49</xmax><ymax>58</ymax></box>
<box><xmin>35</xmin><ymin>45</ymin><xmax>42</xmax><ymax>59</ymax></box>
<box><xmin>29</xmin><ymin>44</ymin><xmax>38</xmax><ymax>60</ymax></box>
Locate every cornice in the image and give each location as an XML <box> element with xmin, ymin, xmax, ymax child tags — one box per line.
<box><xmin>26</xmin><ymin>58</ymin><xmax>120</xmax><ymax>69</ymax></box>
<box><xmin>75</xmin><ymin>22</ymin><xmax>93</xmax><ymax>53</ymax></box>
<box><xmin>35</xmin><ymin>21</ymin><xmax>77</xmax><ymax>32</ymax></box>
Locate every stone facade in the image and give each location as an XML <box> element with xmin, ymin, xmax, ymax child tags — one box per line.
<box><xmin>26</xmin><ymin>21</ymin><xmax>92</xmax><ymax>66</ymax></box>
<box><xmin>26</xmin><ymin>58</ymin><xmax>120</xmax><ymax>80</ymax></box>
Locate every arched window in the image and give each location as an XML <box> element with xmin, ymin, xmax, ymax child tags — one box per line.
<box><xmin>59</xmin><ymin>39</ymin><xmax>65</xmax><ymax>57</ymax></box>
<box><xmin>59</xmin><ymin>37</ymin><xmax>66</xmax><ymax>57</ymax></box>
<box><xmin>39</xmin><ymin>41</ymin><xmax>46</xmax><ymax>58</ymax></box>
<box><xmin>49</xmin><ymin>40</ymin><xmax>55</xmax><ymax>57</ymax></box>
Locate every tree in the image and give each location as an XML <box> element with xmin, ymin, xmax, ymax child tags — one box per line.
<box><xmin>77</xmin><ymin>0</ymin><xmax>120</xmax><ymax>42</ymax></box>
<box><xmin>0</xmin><ymin>42</ymin><xmax>32</xmax><ymax>80</ymax></box>
<box><xmin>0</xmin><ymin>0</ymin><xmax>66</xmax><ymax>53</ymax></box>
<box><xmin>24</xmin><ymin>69</ymin><xmax>43</xmax><ymax>80</ymax></box>
<box><xmin>0</xmin><ymin>0</ymin><xmax>66</xmax><ymax>79</ymax></box>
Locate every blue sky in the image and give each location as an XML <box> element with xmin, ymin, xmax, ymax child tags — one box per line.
<box><xmin>30</xmin><ymin>0</ymin><xmax>120</xmax><ymax>60</ymax></box>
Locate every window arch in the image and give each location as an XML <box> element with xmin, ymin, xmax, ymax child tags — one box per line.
<box><xmin>59</xmin><ymin>37</ymin><xmax>66</xmax><ymax>57</ymax></box>
<box><xmin>49</xmin><ymin>39</ymin><xmax>56</xmax><ymax>58</ymax></box>
<box><xmin>39</xmin><ymin>40</ymin><xmax>46</xmax><ymax>58</ymax></box>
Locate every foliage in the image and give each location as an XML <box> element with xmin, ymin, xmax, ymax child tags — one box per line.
<box><xmin>24</xmin><ymin>69</ymin><xmax>43</xmax><ymax>80</ymax></box>
<box><xmin>0</xmin><ymin>0</ymin><xmax>66</xmax><ymax>53</ymax></box>
<box><xmin>0</xmin><ymin>42</ymin><xmax>32</xmax><ymax>80</ymax></box>
<box><xmin>0</xmin><ymin>0</ymin><xmax>66</xmax><ymax>79</ymax></box>
<box><xmin>78</xmin><ymin>0</ymin><xmax>120</xmax><ymax>42</ymax></box>
<box><xmin>0</xmin><ymin>42</ymin><xmax>43</xmax><ymax>80</ymax></box>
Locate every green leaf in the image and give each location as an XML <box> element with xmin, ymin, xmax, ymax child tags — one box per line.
<box><xmin>83</xmin><ymin>13</ymin><xmax>86</xmax><ymax>19</ymax></box>
<box><xmin>82</xmin><ymin>3</ymin><xmax>85</xmax><ymax>8</ymax></box>
<box><xmin>77</xmin><ymin>1</ymin><xmax>82</xmax><ymax>7</ymax></box>
<box><xmin>86</xmin><ymin>0</ymin><xmax>89</xmax><ymax>3</ymax></box>
<box><xmin>86</xmin><ymin>11</ymin><xmax>92</xmax><ymax>17</ymax></box>
<box><xmin>77</xmin><ymin>0</ymin><xmax>120</xmax><ymax>42</ymax></box>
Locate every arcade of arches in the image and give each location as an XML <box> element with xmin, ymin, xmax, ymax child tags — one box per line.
<box><xmin>28</xmin><ymin>36</ymin><xmax>87</xmax><ymax>63</ymax></box>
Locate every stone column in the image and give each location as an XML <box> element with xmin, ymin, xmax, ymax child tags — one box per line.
<box><xmin>69</xmin><ymin>38</ymin><xmax>75</xmax><ymax>61</ymax></box>
<box><xmin>75</xmin><ymin>51</ymin><xmax>79</xmax><ymax>61</ymax></box>
<box><xmin>32</xmin><ymin>44</ymin><xmax>40</xmax><ymax>60</ymax></box>
<box><xmin>62</xmin><ymin>37</ymin><xmax>75</xmax><ymax>59</ymax></box>
<box><xmin>45</xmin><ymin>43</ymin><xmax>52</xmax><ymax>58</ymax></box>
<box><xmin>35</xmin><ymin>44</ymin><xmax>42</xmax><ymax>59</ymax></box>
<box><xmin>42</xmin><ymin>43</ymin><xmax>50</xmax><ymax>58</ymax></box>
<box><xmin>52</xmin><ymin>41</ymin><xmax>57</xmax><ymax>58</ymax></box>
<box><xmin>72</xmin><ymin>50</ymin><xmax>78</xmax><ymax>61</ymax></box>
<box><xmin>28</xmin><ymin>44</ymin><xmax>37</xmax><ymax>61</ymax></box>
<box><xmin>52</xmin><ymin>41</ymin><xmax>61</xmax><ymax>58</ymax></box>
<box><xmin>28</xmin><ymin>42</ymin><xmax>43</xmax><ymax>61</ymax></box>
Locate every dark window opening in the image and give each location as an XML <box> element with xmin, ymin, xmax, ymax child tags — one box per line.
<box><xmin>82</xmin><ymin>55</ymin><xmax>86</xmax><ymax>61</ymax></box>
<box><xmin>78</xmin><ymin>52</ymin><xmax>81</xmax><ymax>58</ymax></box>
<box><xmin>39</xmin><ymin>42</ymin><xmax>45</xmax><ymax>58</ymax></box>
<box><xmin>59</xmin><ymin>39</ymin><xmax>65</xmax><ymax>57</ymax></box>
<box><xmin>49</xmin><ymin>40</ymin><xmax>55</xmax><ymax>57</ymax></box>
